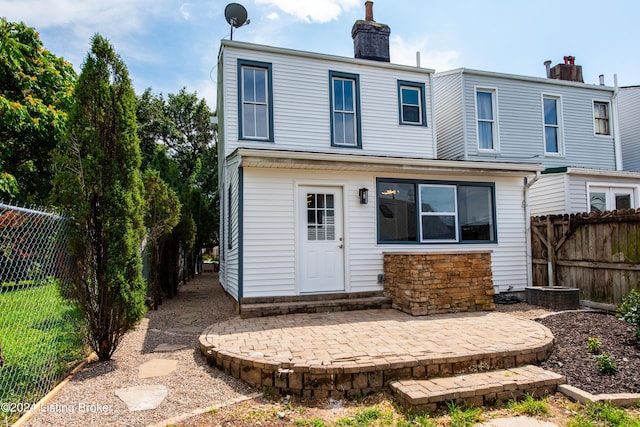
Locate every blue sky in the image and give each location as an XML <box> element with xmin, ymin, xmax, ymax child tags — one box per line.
<box><xmin>3</xmin><ymin>0</ymin><xmax>640</xmax><ymax>110</ymax></box>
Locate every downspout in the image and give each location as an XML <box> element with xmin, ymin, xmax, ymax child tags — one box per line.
<box><xmin>612</xmin><ymin>74</ymin><xmax>623</xmax><ymax>171</ymax></box>
<box><xmin>524</xmin><ymin>171</ymin><xmax>541</xmax><ymax>287</ymax></box>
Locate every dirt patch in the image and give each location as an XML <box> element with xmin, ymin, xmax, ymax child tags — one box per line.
<box><xmin>537</xmin><ymin>310</ymin><xmax>640</xmax><ymax>395</ymax></box>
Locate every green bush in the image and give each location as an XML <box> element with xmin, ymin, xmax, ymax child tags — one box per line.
<box><xmin>617</xmin><ymin>289</ymin><xmax>640</xmax><ymax>339</ymax></box>
<box><xmin>596</xmin><ymin>354</ymin><xmax>618</xmax><ymax>375</ymax></box>
<box><xmin>586</xmin><ymin>337</ymin><xmax>602</xmax><ymax>353</ymax></box>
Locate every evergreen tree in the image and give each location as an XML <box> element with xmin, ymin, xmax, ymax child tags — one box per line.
<box><xmin>51</xmin><ymin>34</ymin><xmax>145</xmax><ymax>361</ymax></box>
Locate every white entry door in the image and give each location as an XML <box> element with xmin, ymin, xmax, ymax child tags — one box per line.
<box><xmin>298</xmin><ymin>187</ymin><xmax>345</xmax><ymax>293</ymax></box>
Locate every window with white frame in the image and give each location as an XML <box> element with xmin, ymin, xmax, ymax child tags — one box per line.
<box><xmin>377</xmin><ymin>179</ymin><xmax>496</xmax><ymax>244</ymax></box>
<box><xmin>589</xmin><ymin>185</ymin><xmax>636</xmax><ymax>212</ymax></box>
<box><xmin>543</xmin><ymin>95</ymin><xmax>562</xmax><ymax>154</ymax></box>
<box><xmin>238</xmin><ymin>59</ymin><xmax>273</xmax><ymax>141</ymax></box>
<box><xmin>476</xmin><ymin>89</ymin><xmax>498</xmax><ymax>151</ymax></box>
<box><xmin>594</xmin><ymin>101</ymin><xmax>611</xmax><ymax>136</ymax></box>
<box><xmin>398</xmin><ymin>81</ymin><xmax>426</xmax><ymax>126</ymax></box>
<box><xmin>330</xmin><ymin>71</ymin><xmax>361</xmax><ymax>147</ymax></box>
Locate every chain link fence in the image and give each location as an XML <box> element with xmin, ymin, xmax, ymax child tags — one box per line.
<box><xmin>0</xmin><ymin>202</ymin><xmax>85</xmax><ymax>423</ymax></box>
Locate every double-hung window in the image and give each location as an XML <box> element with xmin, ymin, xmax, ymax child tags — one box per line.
<box><xmin>330</xmin><ymin>71</ymin><xmax>361</xmax><ymax>147</ymax></box>
<box><xmin>543</xmin><ymin>95</ymin><xmax>562</xmax><ymax>155</ymax></box>
<box><xmin>593</xmin><ymin>101</ymin><xmax>611</xmax><ymax>136</ymax></box>
<box><xmin>377</xmin><ymin>179</ymin><xmax>496</xmax><ymax>244</ymax></box>
<box><xmin>238</xmin><ymin>59</ymin><xmax>273</xmax><ymax>141</ymax></box>
<box><xmin>398</xmin><ymin>81</ymin><xmax>427</xmax><ymax>126</ymax></box>
<box><xmin>476</xmin><ymin>89</ymin><xmax>498</xmax><ymax>151</ymax></box>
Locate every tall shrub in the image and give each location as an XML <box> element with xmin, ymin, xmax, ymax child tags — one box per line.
<box><xmin>51</xmin><ymin>34</ymin><xmax>146</xmax><ymax>361</ymax></box>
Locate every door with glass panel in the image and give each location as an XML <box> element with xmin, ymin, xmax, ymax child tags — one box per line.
<box><xmin>298</xmin><ymin>187</ymin><xmax>344</xmax><ymax>293</ymax></box>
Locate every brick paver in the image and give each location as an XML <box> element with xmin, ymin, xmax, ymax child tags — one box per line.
<box><xmin>199</xmin><ymin>309</ymin><xmax>555</xmax><ymax>397</ymax></box>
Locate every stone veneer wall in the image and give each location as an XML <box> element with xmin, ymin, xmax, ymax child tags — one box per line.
<box><xmin>383</xmin><ymin>251</ymin><xmax>495</xmax><ymax>315</ymax></box>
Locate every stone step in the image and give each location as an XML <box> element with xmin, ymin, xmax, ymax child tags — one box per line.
<box><xmin>391</xmin><ymin>365</ymin><xmax>565</xmax><ymax>413</ymax></box>
<box><xmin>240</xmin><ymin>296</ymin><xmax>392</xmax><ymax>318</ymax></box>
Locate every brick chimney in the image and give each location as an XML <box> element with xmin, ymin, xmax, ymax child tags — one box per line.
<box><xmin>351</xmin><ymin>1</ymin><xmax>390</xmax><ymax>62</ymax></box>
<box><xmin>548</xmin><ymin>55</ymin><xmax>584</xmax><ymax>83</ymax></box>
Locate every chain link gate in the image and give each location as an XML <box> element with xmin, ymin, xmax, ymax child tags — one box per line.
<box><xmin>0</xmin><ymin>203</ymin><xmax>85</xmax><ymax>423</ymax></box>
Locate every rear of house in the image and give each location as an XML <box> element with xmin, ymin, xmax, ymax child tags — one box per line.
<box><xmin>216</xmin><ymin>6</ymin><xmax>544</xmax><ymax>314</ymax></box>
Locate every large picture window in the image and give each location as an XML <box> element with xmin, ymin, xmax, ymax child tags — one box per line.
<box><xmin>377</xmin><ymin>179</ymin><xmax>496</xmax><ymax>244</ymax></box>
<box><xmin>238</xmin><ymin>59</ymin><xmax>273</xmax><ymax>141</ymax></box>
<box><xmin>330</xmin><ymin>71</ymin><xmax>361</xmax><ymax>148</ymax></box>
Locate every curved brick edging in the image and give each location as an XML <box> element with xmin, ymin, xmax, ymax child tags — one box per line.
<box><xmin>199</xmin><ymin>310</ymin><xmax>555</xmax><ymax>398</ymax></box>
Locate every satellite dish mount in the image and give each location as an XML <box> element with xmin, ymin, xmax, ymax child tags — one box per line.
<box><xmin>225</xmin><ymin>3</ymin><xmax>249</xmax><ymax>40</ymax></box>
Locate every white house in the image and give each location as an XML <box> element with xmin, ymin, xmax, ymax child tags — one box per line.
<box><xmin>433</xmin><ymin>59</ymin><xmax>640</xmax><ymax>216</ymax></box>
<box><xmin>216</xmin><ymin>6</ymin><xmax>543</xmax><ymax>314</ymax></box>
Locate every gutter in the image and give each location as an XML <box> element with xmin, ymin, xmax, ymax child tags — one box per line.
<box><xmin>612</xmin><ymin>74</ymin><xmax>623</xmax><ymax>171</ymax></box>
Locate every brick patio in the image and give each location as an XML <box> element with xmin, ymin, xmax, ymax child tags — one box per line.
<box><xmin>199</xmin><ymin>309</ymin><xmax>555</xmax><ymax>398</ymax></box>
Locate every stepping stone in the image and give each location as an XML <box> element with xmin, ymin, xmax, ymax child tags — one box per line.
<box><xmin>165</xmin><ymin>326</ymin><xmax>203</xmax><ymax>336</ymax></box>
<box><xmin>115</xmin><ymin>385</ymin><xmax>168</xmax><ymax>411</ymax></box>
<box><xmin>138</xmin><ymin>358</ymin><xmax>179</xmax><ymax>378</ymax></box>
<box><xmin>478</xmin><ymin>416</ymin><xmax>560</xmax><ymax>427</ymax></box>
<box><xmin>153</xmin><ymin>343</ymin><xmax>187</xmax><ymax>353</ymax></box>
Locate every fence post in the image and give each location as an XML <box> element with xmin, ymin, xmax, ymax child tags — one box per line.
<box><xmin>546</xmin><ymin>216</ymin><xmax>555</xmax><ymax>286</ymax></box>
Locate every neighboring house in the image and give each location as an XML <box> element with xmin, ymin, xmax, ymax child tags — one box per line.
<box><xmin>434</xmin><ymin>58</ymin><xmax>640</xmax><ymax>216</ymax></box>
<box><xmin>216</xmin><ymin>3</ymin><xmax>543</xmax><ymax>312</ymax></box>
<box><xmin>619</xmin><ymin>86</ymin><xmax>640</xmax><ymax>172</ymax></box>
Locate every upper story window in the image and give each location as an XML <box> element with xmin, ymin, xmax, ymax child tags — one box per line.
<box><xmin>330</xmin><ymin>71</ymin><xmax>361</xmax><ymax>148</ymax></box>
<box><xmin>398</xmin><ymin>81</ymin><xmax>427</xmax><ymax>126</ymax></box>
<box><xmin>377</xmin><ymin>179</ymin><xmax>496</xmax><ymax>244</ymax></box>
<box><xmin>475</xmin><ymin>88</ymin><xmax>498</xmax><ymax>151</ymax></box>
<box><xmin>543</xmin><ymin>95</ymin><xmax>563</xmax><ymax>155</ymax></box>
<box><xmin>238</xmin><ymin>59</ymin><xmax>273</xmax><ymax>141</ymax></box>
<box><xmin>594</xmin><ymin>101</ymin><xmax>611</xmax><ymax>136</ymax></box>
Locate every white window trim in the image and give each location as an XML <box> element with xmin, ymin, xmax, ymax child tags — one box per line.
<box><xmin>541</xmin><ymin>93</ymin><xmax>565</xmax><ymax>157</ymax></box>
<box><xmin>586</xmin><ymin>182</ymin><xmax>639</xmax><ymax>211</ymax></box>
<box><xmin>474</xmin><ymin>86</ymin><xmax>500</xmax><ymax>153</ymax></box>
<box><xmin>418</xmin><ymin>184</ymin><xmax>459</xmax><ymax>243</ymax></box>
<box><xmin>592</xmin><ymin>99</ymin><xmax>612</xmax><ymax>138</ymax></box>
<box><xmin>399</xmin><ymin>84</ymin><xmax>423</xmax><ymax>125</ymax></box>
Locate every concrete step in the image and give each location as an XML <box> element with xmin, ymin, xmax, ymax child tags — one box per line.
<box><xmin>240</xmin><ymin>296</ymin><xmax>392</xmax><ymax>318</ymax></box>
<box><xmin>391</xmin><ymin>365</ymin><xmax>565</xmax><ymax>413</ymax></box>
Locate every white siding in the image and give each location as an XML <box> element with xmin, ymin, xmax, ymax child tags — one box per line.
<box><xmin>528</xmin><ymin>174</ymin><xmax>569</xmax><ymax>216</ymax></box>
<box><xmin>433</xmin><ymin>72</ymin><xmax>466</xmax><ymax>160</ymax></box>
<box><xmin>620</xmin><ymin>87</ymin><xmax>640</xmax><ymax>172</ymax></box>
<box><xmin>219</xmin><ymin>158</ymin><xmax>241</xmax><ymax>299</ymax></box>
<box><xmin>240</xmin><ymin>167</ymin><xmax>530</xmax><ymax>297</ymax></box>
<box><xmin>219</xmin><ymin>42</ymin><xmax>435</xmax><ymax>160</ymax></box>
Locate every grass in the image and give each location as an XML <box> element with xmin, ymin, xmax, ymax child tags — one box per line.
<box><xmin>507</xmin><ymin>394</ymin><xmax>551</xmax><ymax>417</ymax></box>
<box><xmin>567</xmin><ymin>402</ymin><xmax>640</xmax><ymax>427</ymax></box>
<box><xmin>446</xmin><ymin>401</ymin><xmax>482</xmax><ymax>427</ymax></box>
<box><xmin>0</xmin><ymin>279</ymin><xmax>85</xmax><ymax>421</ymax></box>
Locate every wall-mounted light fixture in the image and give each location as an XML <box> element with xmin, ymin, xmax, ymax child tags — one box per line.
<box><xmin>359</xmin><ymin>187</ymin><xmax>368</xmax><ymax>205</ymax></box>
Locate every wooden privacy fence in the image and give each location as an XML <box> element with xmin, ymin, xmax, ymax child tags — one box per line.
<box><xmin>531</xmin><ymin>209</ymin><xmax>640</xmax><ymax>306</ymax></box>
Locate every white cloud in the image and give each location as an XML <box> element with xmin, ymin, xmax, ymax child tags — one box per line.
<box><xmin>266</xmin><ymin>12</ymin><xmax>280</xmax><ymax>20</ymax></box>
<box><xmin>180</xmin><ymin>3</ymin><xmax>192</xmax><ymax>21</ymax></box>
<box><xmin>390</xmin><ymin>35</ymin><xmax>460</xmax><ymax>72</ymax></box>
<box><xmin>254</xmin><ymin>0</ymin><xmax>360</xmax><ymax>23</ymax></box>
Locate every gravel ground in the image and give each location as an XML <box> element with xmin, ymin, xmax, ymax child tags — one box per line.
<box><xmin>23</xmin><ymin>272</ymin><xmax>255</xmax><ymax>427</ymax></box>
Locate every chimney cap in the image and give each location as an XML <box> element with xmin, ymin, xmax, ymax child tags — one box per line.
<box><xmin>365</xmin><ymin>0</ymin><xmax>374</xmax><ymax>22</ymax></box>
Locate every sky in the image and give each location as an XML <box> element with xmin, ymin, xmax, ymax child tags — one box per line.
<box><xmin>3</xmin><ymin>0</ymin><xmax>640</xmax><ymax>110</ymax></box>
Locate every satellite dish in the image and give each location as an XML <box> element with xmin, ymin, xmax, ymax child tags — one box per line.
<box><xmin>225</xmin><ymin>3</ymin><xmax>249</xmax><ymax>39</ymax></box>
